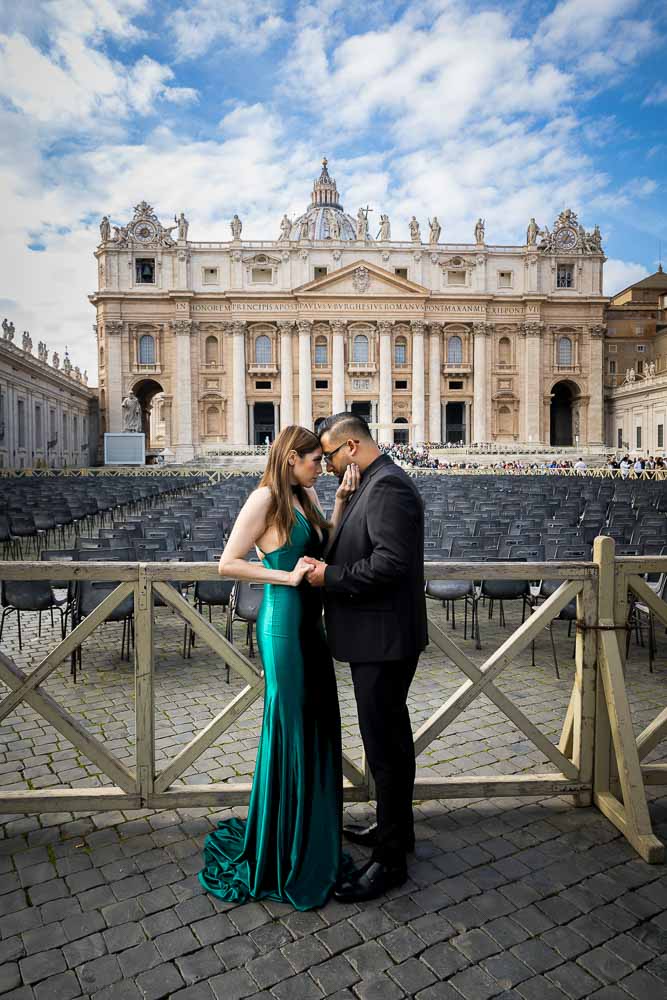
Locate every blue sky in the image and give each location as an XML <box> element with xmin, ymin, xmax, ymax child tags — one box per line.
<box><xmin>1</xmin><ymin>0</ymin><xmax>666</xmax><ymax>380</ymax></box>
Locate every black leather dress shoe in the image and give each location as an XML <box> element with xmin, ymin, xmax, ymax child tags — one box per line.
<box><xmin>343</xmin><ymin>824</ymin><xmax>415</xmax><ymax>852</ymax></box>
<box><xmin>333</xmin><ymin>860</ymin><xmax>408</xmax><ymax>902</ymax></box>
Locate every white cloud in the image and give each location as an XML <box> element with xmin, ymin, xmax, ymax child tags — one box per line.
<box><xmin>604</xmin><ymin>258</ymin><xmax>650</xmax><ymax>296</ymax></box>
<box><xmin>644</xmin><ymin>82</ymin><xmax>667</xmax><ymax>105</ymax></box>
<box><xmin>168</xmin><ymin>0</ymin><xmax>286</xmax><ymax>58</ymax></box>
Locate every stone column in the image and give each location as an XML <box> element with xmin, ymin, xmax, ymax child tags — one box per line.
<box><xmin>297</xmin><ymin>320</ymin><xmax>313</xmax><ymax>429</ymax></box>
<box><xmin>378</xmin><ymin>321</ymin><xmax>393</xmax><ymax>443</ymax></box>
<box><xmin>331</xmin><ymin>320</ymin><xmax>346</xmax><ymax>414</ymax></box>
<box><xmin>522</xmin><ymin>321</ymin><xmax>543</xmax><ymax>443</ymax></box>
<box><xmin>429</xmin><ymin>323</ymin><xmax>442</xmax><ymax>443</ymax></box>
<box><xmin>273</xmin><ymin>402</ymin><xmax>280</xmax><ymax>438</ymax></box>
<box><xmin>231</xmin><ymin>320</ymin><xmax>248</xmax><ymax>445</ymax></box>
<box><xmin>161</xmin><ymin>396</ymin><xmax>173</xmax><ymax>447</ymax></box>
<box><xmin>170</xmin><ymin>319</ymin><xmax>195</xmax><ymax>462</ymax></box>
<box><xmin>472</xmin><ymin>322</ymin><xmax>489</xmax><ymax>443</ymax></box>
<box><xmin>278</xmin><ymin>321</ymin><xmax>294</xmax><ymax>429</ymax></box>
<box><xmin>411</xmin><ymin>320</ymin><xmax>425</xmax><ymax>444</ymax></box>
<box><xmin>588</xmin><ymin>323</ymin><xmax>605</xmax><ymax>446</ymax></box>
<box><xmin>105</xmin><ymin>321</ymin><xmax>123</xmax><ymax>433</ymax></box>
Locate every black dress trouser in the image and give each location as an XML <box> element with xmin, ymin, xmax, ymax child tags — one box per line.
<box><xmin>350</xmin><ymin>655</ymin><xmax>419</xmax><ymax>866</ymax></box>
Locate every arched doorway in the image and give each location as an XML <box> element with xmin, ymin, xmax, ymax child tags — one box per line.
<box><xmin>394</xmin><ymin>417</ymin><xmax>409</xmax><ymax>444</ymax></box>
<box><xmin>550</xmin><ymin>380</ymin><xmax>577</xmax><ymax>446</ymax></box>
<box><xmin>132</xmin><ymin>378</ymin><xmax>165</xmax><ymax>451</ymax></box>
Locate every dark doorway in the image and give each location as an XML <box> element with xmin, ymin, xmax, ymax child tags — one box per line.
<box><xmin>445</xmin><ymin>402</ymin><xmax>465</xmax><ymax>444</ymax></box>
<box><xmin>351</xmin><ymin>400</ymin><xmax>371</xmax><ymax>422</ymax></box>
<box><xmin>550</xmin><ymin>381</ymin><xmax>575</xmax><ymax>446</ymax></box>
<box><xmin>133</xmin><ymin>379</ymin><xmax>164</xmax><ymax>451</ymax></box>
<box><xmin>394</xmin><ymin>417</ymin><xmax>409</xmax><ymax>444</ymax></box>
<box><xmin>253</xmin><ymin>402</ymin><xmax>275</xmax><ymax>445</ymax></box>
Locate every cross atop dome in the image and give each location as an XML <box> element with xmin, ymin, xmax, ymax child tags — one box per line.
<box><xmin>311</xmin><ymin>155</ymin><xmax>341</xmax><ymax>209</ymax></box>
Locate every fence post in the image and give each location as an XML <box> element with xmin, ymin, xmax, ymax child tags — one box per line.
<box><xmin>572</xmin><ymin>572</ymin><xmax>597</xmax><ymax>806</ymax></box>
<box><xmin>135</xmin><ymin>564</ymin><xmax>155</xmax><ymax>804</ymax></box>
<box><xmin>592</xmin><ymin>535</ymin><xmax>664</xmax><ymax>862</ymax></box>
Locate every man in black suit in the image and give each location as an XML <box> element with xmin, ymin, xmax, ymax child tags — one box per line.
<box><xmin>304</xmin><ymin>412</ymin><xmax>427</xmax><ymax>902</ymax></box>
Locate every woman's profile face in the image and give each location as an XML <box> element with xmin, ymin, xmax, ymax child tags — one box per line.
<box><xmin>290</xmin><ymin>447</ymin><xmax>323</xmax><ymax>488</ymax></box>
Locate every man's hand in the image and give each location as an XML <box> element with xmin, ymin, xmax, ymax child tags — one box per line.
<box><xmin>303</xmin><ymin>556</ymin><xmax>327</xmax><ymax>588</ymax></box>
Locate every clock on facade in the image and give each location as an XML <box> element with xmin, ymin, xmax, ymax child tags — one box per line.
<box><xmin>555</xmin><ymin>227</ymin><xmax>577</xmax><ymax>250</ymax></box>
<box><xmin>132</xmin><ymin>221</ymin><xmax>157</xmax><ymax>242</ymax></box>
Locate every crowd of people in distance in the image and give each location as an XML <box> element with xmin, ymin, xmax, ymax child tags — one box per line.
<box><xmin>378</xmin><ymin>443</ymin><xmax>667</xmax><ymax>476</ymax></box>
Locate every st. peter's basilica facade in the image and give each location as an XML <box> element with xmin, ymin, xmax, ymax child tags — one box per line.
<box><xmin>90</xmin><ymin>160</ymin><xmax>607</xmax><ymax>461</ymax></box>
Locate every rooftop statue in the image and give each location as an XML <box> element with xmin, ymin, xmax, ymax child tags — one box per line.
<box><xmin>428</xmin><ymin>216</ymin><xmax>441</xmax><ymax>245</ymax></box>
<box><xmin>279</xmin><ymin>214</ymin><xmax>292</xmax><ymax>240</ymax></box>
<box><xmin>230</xmin><ymin>214</ymin><xmax>242</xmax><ymax>239</ymax></box>
<box><xmin>474</xmin><ymin>218</ymin><xmax>485</xmax><ymax>244</ymax></box>
<box><xmin>99</xmin><ymin>215</ymin><xmax>110</xmax><ymax>242</ymax></box>
<box><xmin>377</xmin><ymin>214</ymin><xmax>391</xmax><ymax>240</ymax></box>
<box><xmin>409</xmin><ymin>216</ymin><xmax>421</xmax><ymax>243</ymax></box>
<box><xmin>526</xmin><ymin>218</ymin><xmax>538</xmax><ymax>245</ymax></box>
<box><xmin>176</xmin><ymin>212</ymin><xmax>189</xmax><ymax>240</ymax></box>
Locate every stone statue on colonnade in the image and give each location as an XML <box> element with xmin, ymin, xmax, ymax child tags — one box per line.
<box><xmin>428</xmin><ymin>217</ymin><xmax>441</xmax><ymax>245</ymax></box>
<box><xmin>474</xmin><ymin>218</ymin><xmax>485</xmax><ymax>244</ymax></box>
<box><xmin>526</xmin><ymin>218</ymin><xmax>538</xmax><ymax>245</ymax></box>
<box><xmin>230</xmin><ymin>214</ymin><xmax>242</xmax><ymax>239</ymax></box>
<box><xmin>409</xmin><ymin>216</ymin><xmax>421</xmax><ymax>242</ymax></box>
<box><xmin>122</xmin><ymin>390</ymin><xmax>143</xmax><ymax>432</ymax></box>
<box><xmin>377</xmin><ymin>214</ymin><xmax>391</xmax><ymax>240</ymax></box>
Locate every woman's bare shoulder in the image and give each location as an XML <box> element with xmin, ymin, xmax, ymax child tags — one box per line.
<box><xmin>244</xmin><ymin>486</ymin><xmax>272</xmax><ymax>511</ymax></box>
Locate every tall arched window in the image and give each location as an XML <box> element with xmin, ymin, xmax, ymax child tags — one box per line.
<box><xmin>205</xmin><ymin>335</ymin><xmax>219</xmax><ymax>365</ymax></box>
<box><xmin>394</xmin><ymin>336</ymin><xmax>407</xmax><ymax>365</ymax></box>
<box><xmin>255</xmin><ymin>335</ymin><xmax>271</xmax><ymax>365</ymax></box>
<box><xmin>353</xmin><ymin>334</ymin><xmax>369</xmax><ymax>363</ymax></box>
<box><xmin>558</xmin><ymin>336</ymin><xmax>573</xmax><ymax>366</ymax></box>
<box><xmin>498</xmin><ymin>337</ymin><xmax>511</xmax><ymax>365</ymax></box>
<box><xmin>314</xmin><ymin>336</ymin><xmax>328</xmax><ymax>365</ymax></box>
<box><xmin>447</xmin><ymin>335</ymin><xmax>462</xmax><ymax>365</ymax></box>
<box><xmin>139</xmin><ymin>334</ymin><xmax>155</xmax><ymax>365</ymax></box>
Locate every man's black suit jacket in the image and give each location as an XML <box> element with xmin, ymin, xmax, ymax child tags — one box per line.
<box><xmin>322</xmin><ymin>453</ymin><xmax>428</xmax><ymax>663</ymax></box>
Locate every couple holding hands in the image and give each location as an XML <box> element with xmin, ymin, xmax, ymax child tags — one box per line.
<box><xmin>198</xmin><ymin>412</ymin><xmax>427</xmax><ymax>909</ymax></box>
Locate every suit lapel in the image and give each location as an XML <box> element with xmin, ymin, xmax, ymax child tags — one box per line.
<box><xmin>327</xmin><ymin>454</ymin><xmax>391</xmax><ymax>555</ymax></box>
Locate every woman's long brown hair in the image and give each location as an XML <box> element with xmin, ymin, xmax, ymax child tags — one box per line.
<box><xmin>259</xmin><ymin>425</ymin><xmax>329</xmax><ymax>545</ymax></box>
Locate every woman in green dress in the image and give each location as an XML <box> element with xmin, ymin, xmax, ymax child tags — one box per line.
<box><xmin>198</xmin><ymin>425</ymin><xmax>359</xmax><ymax>910</ymax></box>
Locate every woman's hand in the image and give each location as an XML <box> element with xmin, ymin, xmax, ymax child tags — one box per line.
<box><xmin>336</xmin><ymin>463</ymin><xmax>360</xmax><ymax>502</ymax></box>
<box><xmin>288</xmin><ymin>557</ymin><xmax>312</xmax><ymax>587</ymax></box>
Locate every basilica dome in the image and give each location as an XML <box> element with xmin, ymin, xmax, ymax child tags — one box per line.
<box><xmin>287</xmin><ymin>159</ymin><xmax>357</xmax><ymax>241</ymax></box>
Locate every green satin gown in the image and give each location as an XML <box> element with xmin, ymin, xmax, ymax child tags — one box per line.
<box><xmin>199</xmin><ymin>509</ymin><xmax>344</xmax><ymax>910</ymax></box>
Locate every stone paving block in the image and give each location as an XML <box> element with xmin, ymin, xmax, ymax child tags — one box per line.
<box><xmin>438</xmin><ymin>901</ymin><xmax>482</xmax><ymax>933</ymax></box>
<box><xmin>378</xmin><ymin>925</ymin><xmax>423</xmax><ymax>963</ymax></box>
<box><xmin>618</xmin><ymin>968</ymin><xmax>665</xmax><ymax>1000</ymax></box>
<box><xmin>511</xmin><ymin>905</ymin><xmax>555</xmax><ymax>936</ymax></box>
<box><xmin>511</xmin><ymin>938</ymin><xmax>563</xmax><ymax>974</ymax></box>
<box><xmin>135</xmin><ymin>961</ymin><xmax>185</xmax><ymax>1000</ymax></box>
<box><xmin>101</xmin><ymin>897</ymin><xmax>143</xmax><ymax>927</ymax></box>
<box><xmin>102</xmin><ymin>920</ymin><xmax>146</xmax><ymax>953</ymax></box>
<box><xmin>345</xmin><ymin>940</ymin><xmax>393</xmax><ymax>977</ymax></box>
<box><xmin>214</xmin><ymin>935</ymin><xmax>258</xmax><ymax>970</ymax></box>
<box><xmin>448</xmin><ymin>964</ymin><xmax>499</xmax><ymax>1000</ymax></box>
<box><xmin>228</xmin><ymin>902</ymin><xmax>271</xmax><ymax>934</ymax></box>
<box><xmin>351</xmin><ymin>974</ymin><xmax>404</xmax><ymax>1000</ymax></box>
<box><xmin>645</xmin><ymin>954</ymin><xmax>667</xmax><ymax>983</ymax></box>
<box><xmin>269</xmin><ymin>971</ymin><xmax>324</xmax><ymax>999</ymax></box>
<box><xmin>387</xmin><ymin>956</ymin><xmax>436</xmax><ymax>993</ymax></box>
<box><xmin>567</xmin><ymin>914</ymin><xmax>615</xmax><ymax>947</ymax></box>
<box><xmin>141</xmin><ymin>907</ymin><xmax>181</xmax><ymax>939</ymax></box>
<box><xmin>281</xmin><ymin>936</ymin><xmax>329</xmax><ymax>973</ymax></box>
<box><xmin>175</xmin><ymin>945</ymin><xmax>223</xmax><ymax>984</ymax></box>
<box><xmin>246</xmin><ymin>949</ymin><xmax>295</xmax><ymax>989</ymax></box>
<box><xmin>247</xmin><ymin>922</ymin><xmax>292</xmax><ymax>955</ymax></box>
<box><xmin>20</xmin><ymin>948</ymin><xmax>67</xmax><ymax>985</ymax></box>
<box><xmin>22</xmin><ymin>922</ymin><xmax>66</xmax><ymax>955</ymax></box>
<box><xmin>420</xmin><ymin>941</ymin><xmax>468</xmax><ymax>978</ymax></box>
<box><xmin>62</xmin><ymin>931</ymin><xmax>107</xmax><ymax>968</ymax></box>
<box><xmin>539</xmin><ymin>925</ymin><xmax>589</xmax><ymax>960</ymax></box>
<box><xmin>316</xmin><ymin>920</ymin><xmax>362</xmax><ymax>956</ymax></box>
<box><xmin>348</xmin><ymin>909</ymin><xmax>395</xmax><ymax>941</ymax></box>
<box><xmin>577</xmin><ymin>945</ymin><xmax>634</xmax><ymax>985</ymax></box>
<box><xmin>170</xmin><ymin>984</ymin><xmax>215</xmax><ymax>1000</ymax></box>
<box><xmin>138</xmin><ymin>885</ymin><xmax>178</xmax><ymax>915</ymax></box>
<box><xmin>0</xmin><ymin>935</ymin><xmax>25</xmax><ymax>964</ymax></box>
<box><xmin>154</xmin><ymin>925</ymin><xmax>199</xmax><ymax>962</ymax></box>
<box><xmin>604</xmin><ymin>931</ymin><xmax>655</xmax><ymax>968</ymax></box>
<box><xmin>414</xmin><ymin>984</ymin><xmax>460</xmax><ymax>1000</ymax></box>
<box><xmin>32</xmin><ymin>970</ymin><xmax>82</xmax><ymax>1000</ymax></box>
<box><xmin>481</xmin><ymin>951</ymin><xmax>533</xmax><ymax>988</ymax></box>
<box><xmin>61</xmin><ymin>910</ymin><xmax>106</xmax><ymax>942</ymax></box>
<box><xmin>451</xmin><ymin>927</ymin><xmax>502</xmax><ymax>962</ymax></box>
<box><xmin>545</xmin><ymin>961</ymin><xmax>602</xmax><ymax>998</ymax></box>
<box><xmin>191</xmin><ymin>912</ymin><xmax>237</xmax><ymax>947</ymax></box>
<box><xmin>76</xmin><ymin>954</ymin><xmax>122</xmax><ymax>993</ymax></box>
<box><xmin>308</xmin><ymin>954</ymin><xmax>359</xmax><ymax>995</ymax></box>
<box><xmin>0</xmin><ymin>963</ymin><xmax>21</xmax><ymax>994</ymax></box>
<box><xmin>515</xmin><ymin>974</ymin><xmax>569</xmax><ymax>999</ymax></box>
<box><xmin>117</xmin><ymin>940</ymin><xmax>161</xmax><ymax>979</ymax></box>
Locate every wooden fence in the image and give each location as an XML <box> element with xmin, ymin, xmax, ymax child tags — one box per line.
<box><xmin>0</xmin><ymin>536</ymin><xmax>664</xmax><ymax>862</ymax></box>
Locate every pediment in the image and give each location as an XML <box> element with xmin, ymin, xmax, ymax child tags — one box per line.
<box><xmin>294</xmin><ymin>260</ymin><xmax>429</xmax><ymax>297</ymax></box>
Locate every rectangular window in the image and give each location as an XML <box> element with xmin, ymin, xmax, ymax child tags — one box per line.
<box><xmin>135</xmin><ymin>258</ymin><xmax>155</xmax><ymax>283</ymax></box>
<box><xmin>202</xmin><ymin>267</ymin><xmax>218</xmax><ymax>284</ymax></box>
<box><xmin>557</xmin><ymin>264</ymin><xmax>573</xmax><ymax>288</ymax></box>
<box><xmin>35</xmin><ymin>404</ymin><xmax>42</xmax><ymax>449</ymax></box>
<box><xmin>255</xmin><ymin>380</ymin><xmax>271</xmax><ymax>389</ymax></box>
<box><xmin>608</xmin><ymin>344</ymin><xmax>617</xmax><ymax>353</ymax></box>
<box><xmin>17</xmin><ymin>399</ymin><xmax>25</xmax><ymax>448</ymax></box>
<box><xmin>49</xmin><ymin>409</ymin><xmax>56</xmax><ymax>443</ymax></box>
<box><xmin>449</xmin><ymin>380</ymin><xmax>464</xmax><ymax>390</ymax></box>
<box><xmin>635</xmin><ymin>325</ymin><xmax>643</xmax><ymax>335</ymax></box>
<box><xmin>636</xmin><ymin>426</ymin><xmax>642</xmax><ymax>448</ymax></box>
<box><xmin>62</xmin><ymin>413</ymin><xmax>68</xmax><ymax>449</ymax></box>
<box><xmin>395</xmin><ymin>379</ymin><xmax>408</xmax><ymax>389</ymax></box>
<box><xmin>394</xmin><ymin>267</ymin><xmax>408</xmax><ymax>279</ymax></box>
<box><xmin>618</xmin><ymin>428</ymin><xmax>623</xmax><ymax>448</ymax></box>
<box><xmin>658</xmin><ymin>424</ymin><xmax>664</xmax><ymax>448</ymax></box>
<box><xmin>315</xmin><ymin>379</ymin><xmax>328</xmax><ymax>389</ymax></box>
<box><xmin>637</xmin><ymin>345</ymin><xmax>646</xmax><ymax>352</ymax></box>
<box><xmin>498</xmin><ymin>271</ymin><xmax>512</xmax><ymax>288</ymax></box>
<box><xmin>314</xmin><ymin>266</ymin><xmax>327</xmax><ymax>279</ymax></box>
<box><xmin>73</xmin><ymin>415</ymin><xmax>78</xmax><ymax>450</ymax></box>
<box><xmin>447</xmin><ymin>270</ymin><xmax>466</xmax><ymax>285</ymax></box>
<box><xmin>609</xmin><ymin>360</ymin><xmax>617</xmax><ymax>374</ymax></box>
<box><xmin>251</xmin><ymin>267</ymin><xmax>272</xmax><ymax>283</ymax></box>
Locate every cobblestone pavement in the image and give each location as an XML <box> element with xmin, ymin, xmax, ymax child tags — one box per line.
<box><xmin>0</xmin><ymin>586</ymin><xmax>665</xmax><ymax>999</ymax></box>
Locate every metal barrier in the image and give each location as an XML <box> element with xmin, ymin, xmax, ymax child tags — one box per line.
<box><xmin>0</xmin><ymin>537</ymin><xmax>664</xmax><ymax>862</ymax></box>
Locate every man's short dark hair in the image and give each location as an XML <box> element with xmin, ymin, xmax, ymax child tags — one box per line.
<box><xmin>317</xmin><ymin>412</ymin><xmax>373</xmax><ymax>442</ymax></box>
